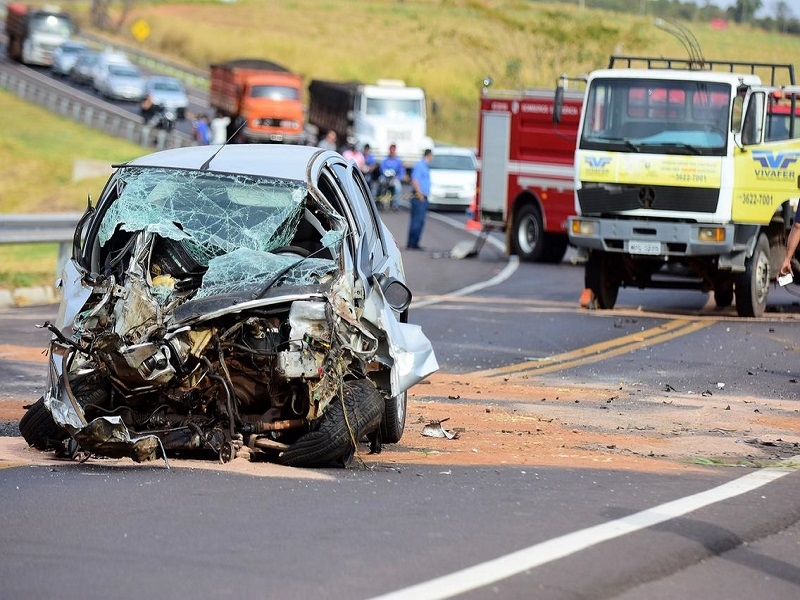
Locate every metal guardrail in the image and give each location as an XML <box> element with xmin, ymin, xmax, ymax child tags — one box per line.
<box><xmin>0</xmin><ymin>213</ymin><xmax>82</xmax><ymax>244</ymax></box>
<box><xmin>0</xmin><ymin>68</ymin><xmax>196</xmax><ymax>150</ymax></box>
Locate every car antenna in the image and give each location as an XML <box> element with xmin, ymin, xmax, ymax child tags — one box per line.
<box><xmin>200</xmin><ymin>119</ymin><xmax>247</xmax><ymax>171</ymax></box>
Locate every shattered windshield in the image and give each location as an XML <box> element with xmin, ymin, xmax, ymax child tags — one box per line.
<box><xmin>98</xmin><ymin>167</ymin><xmax>344</xmax><ymax>298</ymax></box>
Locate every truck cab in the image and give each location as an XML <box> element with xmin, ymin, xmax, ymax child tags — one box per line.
<box><xmin>568</xmin><ymin>56</ymin><xmax>800</xmax><ymax>317</ymax></box>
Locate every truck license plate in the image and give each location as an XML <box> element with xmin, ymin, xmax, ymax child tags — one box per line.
<box><xmin>628</xmin><ymin>240</ymin><xmax>662</xmax><ymax>255</ymax></box>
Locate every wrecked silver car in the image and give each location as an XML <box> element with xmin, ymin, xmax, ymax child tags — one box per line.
<box><xmin>20</xmin><ymin>144</ymin><xmax>438</xmax><ymax>467</ymax></box>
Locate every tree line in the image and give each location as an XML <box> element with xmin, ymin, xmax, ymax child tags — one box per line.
<box><xmin>535</xmin><ymin>0</ymin><xmax>800</xmax><ymax>35</ymax></box>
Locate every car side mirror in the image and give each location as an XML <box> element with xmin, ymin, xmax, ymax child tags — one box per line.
<box><xmin>374</xmin><ymin>274</ymin><xmax>412</xmax><ymax>312</ymax></box>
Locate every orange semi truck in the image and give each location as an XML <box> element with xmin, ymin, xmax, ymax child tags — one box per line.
<box><xmin>209</xmin><ymin>59</ymin><xmax>305</xmax><ymax>144</ymax></box>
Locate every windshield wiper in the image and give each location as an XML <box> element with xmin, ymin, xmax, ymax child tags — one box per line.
<box><xmin>658</xmin><ymin>142</ymin><xmax>702</xmax><ymax>155</ymax></box>
<box><xmin>590</xmin><ymin>136</ymin><xmax>641</xmax><ymax>152</ymax></box>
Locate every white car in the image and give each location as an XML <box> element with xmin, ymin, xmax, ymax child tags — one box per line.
<box><xmin>428</xmin><ymin>146</ymin><xmax>478</xmax><ymax>209</ymax></box>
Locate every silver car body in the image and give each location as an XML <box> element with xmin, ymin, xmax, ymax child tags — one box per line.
<box><xmin>40</xmin><ymin>144</ymin><xmax>437</xmax><ymax>465</ymax></box>
<box><xmin>51</xmin><ymin>40</ymin><xmax>89</xmax><ymax>77</ymax></box>
<box><xmin>144</xmin><ymin>76</ymin><xmax>189</xmax><ymax>119</ymax></box>
<box><xmin>428</xmin><ymin>146</ymin><xmax>478</xmax><ymax>209</ymax></box>
<box><xmin>94</xmin><ymin>61</ymin><xmax>146</xmax><ymax>101</ymax></box>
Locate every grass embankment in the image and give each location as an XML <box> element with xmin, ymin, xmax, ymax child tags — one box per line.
<box><xmin>76</xmin><ymin>0</ymin><xmax>800</xmax><ymax>147</ymax></box>
<box><xmin>0</xmin><ymin>90</ymin><xmax>142</xmax><ymax>288</ymax></box>
<box><xmin>6</xmin><ymin>0</ymin><xmax>800</xmax><ymax>287</ymax></box>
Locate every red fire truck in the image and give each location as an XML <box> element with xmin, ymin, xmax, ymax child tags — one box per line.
<box><xmin>469</xmin><ymin>81</ymin><xmax>584</xmax><ymax>262</ymax></box>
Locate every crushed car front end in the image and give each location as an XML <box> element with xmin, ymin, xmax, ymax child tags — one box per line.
<box><xmin>23</xmin><ymin>145</ymin><xmax>437</xmax><ymax>467</ymax></box>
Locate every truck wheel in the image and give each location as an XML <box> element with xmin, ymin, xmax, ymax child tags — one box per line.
<box><xmin>586</xmin><ymin>251</ymin><xmax>620</xmax><ymax>309</ymax></box>
<box><xmin>279</xmin><ymin>380</ymin><xmax>384</xmax><ymax>468</ymax></box>
<box><xmin>541</xmin><ymin>233</ymin><xmax>569</xmax><ymax>264</ymax></box>
<box><xmin>735</xmin><ymin>233</ymin><xmax>770</xmax><ymax>317</ymax></box>
<box><xmin>512</xmin><ymin>204</ymin><xmax>544</xmax><ymax>262</ymax></box>
<box><xmin>380</xmin><ymin>390</ymin><xmax>407</xmax><ymax>443</ymax></box>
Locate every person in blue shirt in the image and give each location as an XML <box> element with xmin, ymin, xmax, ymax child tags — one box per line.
<box><xmin>362</xmin><ymin>143</ymin><xmax>379</xmax><ymax>195</ymax></box>
<box><xmin>378</xmin><ymin>144</ymin><xmax>406</xmax><ymax>210</ymax></box>
<box><xmin>407</xmin><ymin>148</ymin><xmax>433</xmax><ymax>250</ymax></box>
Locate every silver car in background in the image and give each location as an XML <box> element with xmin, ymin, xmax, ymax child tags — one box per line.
<box><xmin>20</xmin><ymin>144</ymin><xmax>437</xmax><ymax>468</ymax></box>
<box><xmin>144</xmin><ymin>75</ymin><xmax>189</xmax><ymax>119</ymax></box>
<box><xmin>94</xmin><ymin>61</ymin><xmax>146</xmax><ymax>101</ymax></box>
<box><xmin>51</xmin><ymin>40</ymin><xmax>89</xmax><ymax>77</ymax></box>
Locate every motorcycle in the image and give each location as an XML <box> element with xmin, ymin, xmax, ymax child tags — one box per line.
<box><xmin>143</xmin><ymin>104</ymin><xmax>176</xmax><ymax>131</ymax></box>
<box><xmin>375</xmin><ymin>168</ymin><xmax>398</xmax><ymax>211</ymax></box>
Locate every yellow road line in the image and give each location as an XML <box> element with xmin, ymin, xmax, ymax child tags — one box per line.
<box><xmin>480</xmin><ymin>319</ymin><xmax>714</xmax><ymax>378</ymax></box>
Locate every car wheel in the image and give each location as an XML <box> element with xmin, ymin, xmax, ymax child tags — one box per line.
<box><xmin>735</xmin><ymin>233</ymin><xmax>770</xmax><ymax>317</ymax></box>
<box><xmin>19</xmin><ymin>396</ymin><xmax>63</xmax><ymax>450</ymax></box>
<box><xmin>279</xmin><ymin>379</ymin><xmax>384</xmax><ymax>468</ymax></box>
<box><xmin>380</xmin><ymin>390</ymin><xmax>407</xmax><ymax>443</ymax></box>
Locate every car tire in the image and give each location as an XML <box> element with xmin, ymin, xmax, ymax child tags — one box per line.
<box><xmin>380</xmin><ymin>390</ymin><xmax>407</xmax><ymax>443</ymax></box>
<box><xmin>279</xmin><ymin>379</ymin><xmax>384</xmax><ymax>468</ymax></box>
<box><xmin>19</xmin><ymin>396</ymin><xmax>62</xmax><ymax>450</ymax></box>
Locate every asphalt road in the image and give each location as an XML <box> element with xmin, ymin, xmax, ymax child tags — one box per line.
<box><xmin>1</xmin><ymin>206</ymin><xmax>799</xmax><ymax>599</ymax></box>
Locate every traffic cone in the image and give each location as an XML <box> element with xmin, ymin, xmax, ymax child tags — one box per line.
<box><xmin>579</xmin><ymin>288</ymin><xmax>594</xmax><ymax>308</ymax></box>
<box><xmin>465</xmin><ymin>200</ymin><xmax>483</xmax><ymax>231</ymax></box>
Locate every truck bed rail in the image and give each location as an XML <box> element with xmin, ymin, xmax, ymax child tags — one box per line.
<box><xmin>608</xmin><ymin>55</ymin><xmax>795</xmax><ymax>86</ymax></box>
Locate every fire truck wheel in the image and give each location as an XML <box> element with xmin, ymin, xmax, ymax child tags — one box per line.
<box><xmin>512</xmin><ymin>204</ymin><xmax>545</xmax><ymax>261</ymax></box>
<box><xmin>586</xmin><ymin>251</ymin><xmax>620</xmax><ymax>309</ymax></box>
<box><xmin>735</xmin><ymin>233</ymin><xmax>770</xmax><ymax>318</ymax></box>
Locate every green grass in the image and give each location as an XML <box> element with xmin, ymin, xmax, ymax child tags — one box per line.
<box><xmin>6</xmin><ymin>0</ymin><xmax>800</xmax><ymax>287</ymax></box>
<box><xmin>75</xmin><ymin>0</ymin><xmax>800</xmax><ymax>147</ymax></box>
<box><xmin>0</xmin><ymin>90</ymin><xmax>142</xmax><ymax>288</ymax></box>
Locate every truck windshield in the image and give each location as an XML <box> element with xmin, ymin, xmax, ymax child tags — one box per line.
<box><xmin>250</xmin><ymin>85</ymin><xmax>300</xmax><ymax>100</ymax></box>
<box><xmin>29</xmin><ymin>14</ymin><xmax>72</xmax><ymax>36</ymax></box>
<box><xmin>580</xmin><ymin>78</ymin><xmax>730</xmax><ymax>156</ymax></box>
<box><xmin>365</xmin><ymin>98</ymin><xmax>423</xmax><ymax>118</ymax></box>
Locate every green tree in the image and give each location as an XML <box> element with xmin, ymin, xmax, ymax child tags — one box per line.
<box><xmin>731</xmin><ymin>0</ymin><xmax>762</xmax><ymax>23</ymax></box>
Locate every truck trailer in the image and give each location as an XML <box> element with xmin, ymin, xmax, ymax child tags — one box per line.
<box><xmin>6</xmin><ymin>3</ymin><xmax>73</xmax><ymax>66</ymax></box>
<box><xmin>308</xmin><ymin>79</ymin><xmax>432</xmax><ymax>166</ymax></box>
<box><xmin>209</xmin><ymin>59</ymin><xmax>305</xmax><ymax>144</ymax></box>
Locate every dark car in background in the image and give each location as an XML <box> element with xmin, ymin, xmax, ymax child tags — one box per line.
<box><xmin>68</xmin><ymin>49</ymin><xmax>100</xmax><ymax>86</ymax></box>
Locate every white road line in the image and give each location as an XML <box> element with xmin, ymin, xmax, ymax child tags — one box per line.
<box><xmin>367</xmin><ymin>462</ymin><xmax>798</xmax><ymax>600</ymax></box>
<box><xmin>411</xmin><ymin>212</ymin><xmax>518</xmax><ymax>308</ymax></box>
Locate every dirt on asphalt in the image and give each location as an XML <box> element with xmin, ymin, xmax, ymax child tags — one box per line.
<box><xmin>2</xmin><ymin>352</ymin><xmax>799</xmax><ymax>475</ymax></box>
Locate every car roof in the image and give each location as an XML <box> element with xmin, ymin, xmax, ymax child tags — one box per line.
<box><xmin>432</xmin><ymin>146</ymin><xmax>476</xmax><ymax>157</ymax></box>
<box><xmin>125</xmin><ymin>144</ymin><xmax>336</xmax><ymax>181</ymax></box>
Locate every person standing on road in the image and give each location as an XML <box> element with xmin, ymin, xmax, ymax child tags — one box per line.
<box><xmin>317</xmin><ymin>130</ymin><xmax>338</xmax><ymax>152</ymax></box>
<box><xmin>407</xmin><ymin>148</ymin><xmax>433</xmax><ymax>250</ymax></box>
<box><xmin>210</xmin><ymin>109</ymin><xmax>231</xmax><ymax>145</ymax></box>
<box><xmin>780</xmin><ymin>210</ymin><xmax>800</xmax><ymax>280</ymax></box>
<box><xmin>379</xmin><ymin>143</ymin><xmax>405</xmax><ymax>210</ymax></box>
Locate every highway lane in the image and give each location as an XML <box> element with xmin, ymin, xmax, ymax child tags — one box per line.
<box><xmin>1</xmin><ymin>206</ymin><xmax>799</xmax><ymax>599</ymax></box>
